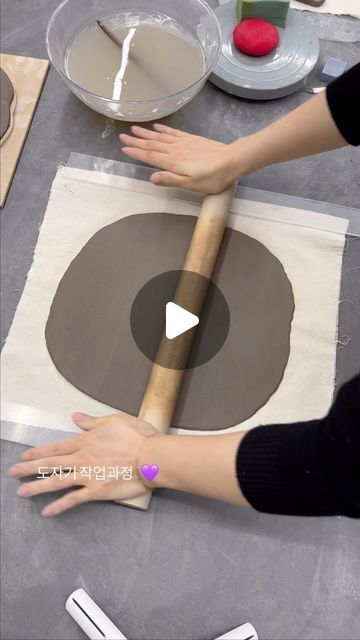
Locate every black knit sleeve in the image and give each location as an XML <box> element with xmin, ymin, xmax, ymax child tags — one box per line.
<box><xmin>326</xmin><ymin>63</ymin><xmax>360</xmax><ymax>146</ymax></box>
<box><xmin>236</xmin><ymin>374</ymin><xmax>360</xmax><ymax>517</ymax></box>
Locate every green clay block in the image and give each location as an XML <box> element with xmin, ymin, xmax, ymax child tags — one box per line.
<box><xmin>236</xmin><ymin>0</ymin><xmax>290</xmax><ymax>28</ymax></box>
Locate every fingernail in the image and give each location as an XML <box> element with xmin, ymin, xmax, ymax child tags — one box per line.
<box><xmin>41</xmin><ymin>507</ymin><xmax>52</xmax><ymax>517</ymax></box>
<box><xmin>9</xmin><ymin>466</ymin><xmax>20</xmax><ymax>476</ymax></box>
<box><xmin>73</xmin><ymin>412</ymin><xmax>85</xmax><ymax>422</ymax></box>
<box><xmin>21</xmin><ymin>451</ymin><xmax>31</xmax><ymax>460</ymax></box>
<box><xmin>18</xmin><ymin>485</ymin><xmax>30</xmax><ymax>497</ymax></box>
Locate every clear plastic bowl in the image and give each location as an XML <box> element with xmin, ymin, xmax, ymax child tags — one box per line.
<box><xmin>46</xmin><ymin>0</ymin><xmax>221</xmax><ymax>122</ymax></box>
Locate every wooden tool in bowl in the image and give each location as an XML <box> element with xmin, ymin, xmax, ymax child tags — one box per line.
<box><xmin>96</xmin><ymin>19</ymin><xmax>168</xmax><ymax>95</ymax></box>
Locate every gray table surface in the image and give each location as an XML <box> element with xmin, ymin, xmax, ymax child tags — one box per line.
<box><xmin>1</xmin><ymin>2</ymin><xmax>360</xmax><ymax>640</ymax></box>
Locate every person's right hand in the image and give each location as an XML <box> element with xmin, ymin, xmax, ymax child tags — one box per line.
<box><xmin>120</xmin><ymin>124</ymin><xmax>243</xmax><ymax>194</ymax></box>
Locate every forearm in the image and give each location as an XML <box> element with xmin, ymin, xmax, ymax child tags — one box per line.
<box><xmin>139</xmin><ymin>431</ymin><xmax>250</xmax><ymax>507</ymax></box>
<box><xmin>138</xmin><ymin>375</ymin><xmax>360</xmax><ymax>517</ymax></box>
<box><xmin>232</xmin><ymin>91</ymin><xmax>347</xmax><ymax>176</ymax></box>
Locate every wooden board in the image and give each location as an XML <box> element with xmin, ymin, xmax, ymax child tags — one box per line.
<box><xmin>0</xmin><ymin>54</ymin><xmax>49</xmax><ymax>207</ymax></box>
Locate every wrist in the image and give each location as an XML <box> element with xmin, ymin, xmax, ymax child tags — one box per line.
<box><xmin>136</xmin><ymin>432</ymin><xmax>170</xmax><ymax>490</ymax></box>
<box><xmin>229</xmin><ymin>133</ymin><xmax>267</xmax><ymax>177</ymax></box>
<box><xmin>137</xmin><ymin>430</ymin><xmax>249</xmax><ymax>506</ymax></box>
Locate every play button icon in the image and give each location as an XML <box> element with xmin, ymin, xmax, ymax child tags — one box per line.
<box><xmin>130</xmin><ymin>270</ymin><xmax>230</xmax><ymax>370</ymax></box>
<box><xmin>166</xmin><ymin>302</ymin><xmax>199</xmax><ymax>340</ymax></box>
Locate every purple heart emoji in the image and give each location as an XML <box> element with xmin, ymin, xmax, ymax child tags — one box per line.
<box><xmin>141</xmin><ymin>464</ymin><xmax>159</xmax><ymax>483</ymax></box>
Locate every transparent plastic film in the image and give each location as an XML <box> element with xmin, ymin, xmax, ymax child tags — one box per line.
<box><xmin>66</xmin><ymin>153</ymin><xmax>360</xmax><ymax>237</ymax></box>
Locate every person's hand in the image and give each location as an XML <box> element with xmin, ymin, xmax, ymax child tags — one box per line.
<box><xmin>8</xmin><ymin>412</ymin><xmax>158</xmax><ymax>517</ymax></box>
<box><xmin>119</xmin><ymin>124</ymin><xmax>242</xmax><ymax>194</ymax></box>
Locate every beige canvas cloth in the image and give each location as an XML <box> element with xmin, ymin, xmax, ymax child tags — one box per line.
<box><xmin>1</xmin><ymin>166</ymin><xmax>348</xmax><ymax>436</ymax></box>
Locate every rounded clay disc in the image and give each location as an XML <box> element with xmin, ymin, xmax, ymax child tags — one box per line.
<box><xmin>46</xmin><ymin>213</ymin><xmax>294</xmax><ymax>431</ymax></box>
<box><xmin>210</xmin><ymin>5</ymin><xmax>319</xmax><ymax>100</ymax></box>
<box><xmin>233</xmin><ymin>19</ymin><xmax>279</xmax><ymax>57</ymax></box>
<box><xmin>0</xmin><ymin>68</ymin><xmax>16</xmax><ymax>145</ymax></box>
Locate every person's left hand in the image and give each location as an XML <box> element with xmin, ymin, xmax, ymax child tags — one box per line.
<box><xmin>8</xmin><ymin>412</ymin><xmax>158</xmax><ymax>517</ymax></box>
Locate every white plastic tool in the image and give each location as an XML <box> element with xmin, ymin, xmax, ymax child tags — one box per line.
<box><xmin>65</xmin><ymin>589</ymin><xmax>127</xmax><ymax>639</ymax></box>
<box><xmin>215</xmin><ymin>621</ymin><xmax>258</xmax><ymax>640</ymax></box>
<box><xmin>66</xmin><ymin>588</ymin><xmax>257</xmax><ymax>640</ymax></box>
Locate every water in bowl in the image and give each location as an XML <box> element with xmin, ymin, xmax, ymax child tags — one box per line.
<box><xmin>66</xmin><ymin>12</ymin><xmax>205</xmax><ymax>102</ymax></box>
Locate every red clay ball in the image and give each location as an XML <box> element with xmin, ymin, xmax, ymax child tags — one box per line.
<box><xmin>233</xmin><ymin>18</ymin><xmax>279</xmax><ymax>57</ymax></box>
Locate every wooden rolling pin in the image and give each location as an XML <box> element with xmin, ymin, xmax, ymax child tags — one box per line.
<box><xmin>120</xmin><ymin>184</ymin><xmax>236</xmax><ymax>510</ymax></box>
